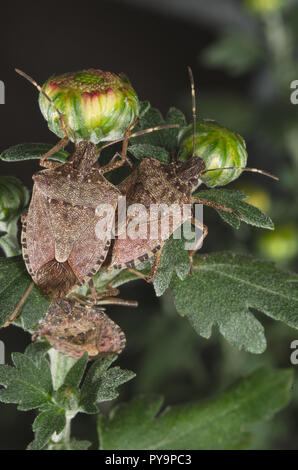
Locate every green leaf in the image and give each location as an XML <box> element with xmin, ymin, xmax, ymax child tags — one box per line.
<box><xmin>79</xmin><ymin>356</ymin><xmax>136</xmax><ymax>414</ymax></box>
<box><xmin>0</xmin><ymin>143</ymin><xmax>70</xmax><ymax>162</ymax></box>
<box><xmin>171</xmin><ymin>252</ymin><xmax>298</xmax><ymax>353</ymax></box>
<box><xmin>24</xmin><ymin>342</ymin><xmax>51</xmax><ymax>366</ymax></box>
<box><xmin>0</xmin><ymin>345</ymin><xmax>134</xmax><ymax>449</ymax></box>
<box><xmin>63</xmin><ymin>353</ymin><xmax>88</xmax><ymax>389</ymax></box>
<box><xmin>130</xmin><ymin>106</ymin><xmax>185</xmax><ymax>152</ymax></box>
<box><xmin>67</xmin><ymin>439</ymin><xmax>92</xmax><ymax>450</ymax></box>
<box><xmin>48</xmin><ymin>439</ymin><xmax>92</xmax><ymax>450</ymax></box>
<box><xmin>28</xmin><ymin>405</ymin><xmax>66</xmax><ymax>450</ymax></box>
<box><xmin>0</xmin><ymin>232</ymin><xmax>20</xmax><ymax>257</ymax></box>
<box><xmin>0</xmin><ymin>348</ymin><xmax>52</xmax><ymax>410</ymax></box>
<box><xmin>194</xmin><ymin>189</ymin><xmax>274</xmax><ymax>230</ymax></box>
<box><xmin>98</xmin><ymin>368</ymin><xmax>293</xmax><ymax>450</ymax></box>
<box><xmin>153</xmin><ymin>232</ymin><xmax>190</xmax><ymax>297</ymax></box>
<box><xmin>92</xmin><ymin>262</ymin><xmax>151</xmax><ymax>294</ymax></box>
<box><xmin>131</xmin><ymin>107</ymin><xmax>165</xmax><ymax>148</ymax></box>
<box><xmin>129</xmin><ymin>144</ymin><xmax>170</xmax><ymax>163</ymax></box>
<box><xmin>138</xmin><ymin>101</ymin><xmax>151</xmax><ymax>118</ymax></box>
<box><xmin>0</xmin><ymin>175</ymin><xmax>29</xmax><ymax>222</ymax></box>
<box><xmin>49</xmin><ymin>437</ymin><xmax>92</xmax><ymax>450</ymax></box>
<box><xmin>163</xmin><ymin>107</ymin><xmax>187</xmax><ymax>150</ymax></box>
<box><xmin>0</xmin><ymin>256</ymin><xmax>49</xmax><ymax>330</ymax></box>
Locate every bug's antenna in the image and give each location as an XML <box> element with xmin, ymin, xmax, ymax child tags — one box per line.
<box><xmin>202</xmin><ymin>166</ymin><xmax>279</xmax><ymax>181</ymax></box>
<box><xmin>15</xmin><ymin>68</ymin><xmax>75</xmax><ymax>141</ymax></box>
<box><xmin>96</xmin><ymin>124</ymin><xmax>179</xmax><ymax>155</ymax></box>
<box><xmin>187</xmin><ymin>66</ymin><xmax>197</xmax><ymax>157</ymax></box>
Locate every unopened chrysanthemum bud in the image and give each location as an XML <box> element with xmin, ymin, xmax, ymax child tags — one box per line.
<box><xmin>0</xmin><ymin>176</ymin><xmax>29</xmax><ymax>223</ymax></box>
<box><xmin>244</xmin><ymin>0</ymin><xmax>286</xmax><ymax>13</ymax></box>
<box><xmin>39</xmin><ymin>69</ymin><xmax>140</xmax><ymax>144</ymax></box>
<box><xmin>178</xmin><ymin>120</ymin><xmax>247</xmax><ymax>188</ymax></box>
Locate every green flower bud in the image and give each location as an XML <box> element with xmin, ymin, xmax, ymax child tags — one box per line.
<box><xmin>178</xmin><ymin>120</ymin><xmax>247</xmax><ymax>188</ymax></box>
<box><xmin>39</xmin><ymin>69</ymin><xmax>140</xmax><ymax>144</ymax></box>
<box><xmin>244</xmin><ymin>0</ymin><xmax>286</xmax><ymax>13</ymax></box>
<box><xmin>0</xmin><ymin>176</ymin><xmax>29</xmax><ymax>222</ymax></box>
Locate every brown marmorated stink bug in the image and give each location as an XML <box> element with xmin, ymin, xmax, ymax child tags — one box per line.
<box><xmin>21</xmin><ymin>138</ymin><xmax>121</xmax><ymax>300</ymax></box>
<box><xmin>32</xmin><ymin>298</ymin><xmax>127</xmax><ymax>359</ymax></box>
<box><xmin>17</xmin><ymin>69</ymin><xmax>178</xmax><ymax>301</ymax></box>
<box><xmin>104</xmin><ymin>68</ymin><xmax>278</xmax><ymax>282</ymax></box>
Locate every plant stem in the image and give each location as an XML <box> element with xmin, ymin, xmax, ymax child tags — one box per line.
<box><xmin>48</xmin><ymin>349</ymin><xmax>79</xmax><ymax>449</ymax></box>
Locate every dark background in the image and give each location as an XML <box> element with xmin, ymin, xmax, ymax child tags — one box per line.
<box><xmin>1</xmin><ymin>0</ymin><xmax>298</xmax><ymax>450</ymax></box>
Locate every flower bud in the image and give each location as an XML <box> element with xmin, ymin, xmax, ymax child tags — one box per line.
<box><xmin>39</xmin><ymin>69</ymin><xmax>140</xmax><ymax>144</ymax></box>
<box><xmin>178</xmin><ymin>120</ymin><xmax>247</xmax><ymax>187</ymax></box>
<box><xmin>0</xmin><ymin>176</ymin><xmax>29</xmax><ymax>222</ymax></box>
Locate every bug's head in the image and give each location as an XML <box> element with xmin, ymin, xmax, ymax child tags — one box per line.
<box><xmin>175</xmin><ymin>156</ymin><xmax>206</xmax><ymax>189</ymax></box>
<box><xmin>71</xmin><ymin>141</ymin><xmax>99</xmax><ymax>172</ymax></box>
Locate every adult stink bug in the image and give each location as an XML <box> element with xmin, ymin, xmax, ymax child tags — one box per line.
<box><xmin>32</xmin><ymin>298</ymin><xmax>126</xmax><ymax>359</ymax></box>
<box><xmin>21</xmin><ymin>139</ymin><xmax>121</xmax><ymax>299</ymax></box>
<box><xmin>104</xmin><ymin>68</ymin><xmax>278</xmax><ymax>281</ymax></box>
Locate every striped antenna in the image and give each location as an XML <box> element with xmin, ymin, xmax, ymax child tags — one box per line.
<box><xmin>15</xmin><ymin>68</ymin><xmax>75</xmax><ymax>141</ymax></box>
<box><xmin>97</xmin><ymin>124</ymin><xmax>179</xmax><ymax>154</ymax></box>
<box><xmin>187</xmin><ymin>66</ymin><xmax>197</xmax><ymax>157</ymax></box>
<box><xmin>184</xmin><ymin>68</ymin><xmax>278</xmax><ymax>183</ymax></box>
<box><xmin>201</xmin><ymin>166</ymin><xmax>279</xmax><ymax>181</ymax></box>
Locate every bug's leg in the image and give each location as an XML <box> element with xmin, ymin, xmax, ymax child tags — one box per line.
<box><xmin>97</xmin><ymin>287</ymin><xmax>120</xmax><ymax>298</ymax></box>
<box><xmin>14</xmin><ymin>69</ymin><xmax>72</xmax><ymax>168</ymax></box>
<box><xmin>188</xmin><ymin>217</ymin><xmax>208</xmax><ymax>275</ymax></box>
<box><xmin>126</xmin><ymin>248</ymin><xmax>163</xmax><ymax>284</ymax></box>
<box><xmin>100</xmin><ymin>121</ymin><xmax>136</xmax><ymax>174</ymax></box>
<box><xmin>146</xmin><ymin>248</ymin><xmax>162</xmax><ymax>283</ymax></box>
<box><xmin>170</xmin><ymin>149</ymin><xmax>177</xmax><ymax>162</ymax></box>
<box><xmin>88</xmin><ymin>279</ymin><xmax>98</xmax><ymax>304</ymax></box>
<box><xmin>97</xmin><ymin>124</ymin><xmax>179</xmax><ymax>154</ymax></box>
<box><xmin>3</xmin><ymin>281</ymin><xmax>34</xmax><ymax>327</ymax></box>
<box><xmin>96</xmin><ymin>297</ymin><xmax>138</xmax><ymax>307</ymax></box>
<box><xmin>41</xmin><ymin>160</ymin><xmax>64</xmax><ymax>170</ymax></box>
<box><xmin>70</xmin><ymin>287</ymin><xmax>137</xmax><ymax>307</ymax></box>
<box><xmin>79</xmin><ymin>280</ymin><xmax>121</xmax><ymax>305</ymax></box>
<box><xmin>104</xmin><ymin>151</ymin><xmax>134</xmax><ymax>172</ymax></box>
<box><xmin>40</xmin><ymin>136</ymin><xmax>69</xmax><ymax>168</ymax></box>
<box><xmin>192</xmin><ymin>196</ymin><xmax>241</xmax><ymax>219</ymax></box>
<box><xmin>69</xmin><ymin>293</ymin><xmax>91</xmax><ymax>305</ymax></box>
<box><xmin>125</xmin><ymin>268</ymin><xmax>148</xmax><ymax>281</ymax></box>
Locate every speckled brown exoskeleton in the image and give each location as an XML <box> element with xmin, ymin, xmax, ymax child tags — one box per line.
<box><xmin>32</xmin><ymin>298</ymin><xmax>127</xmax><ymax>359</ymax></box>
<box><xmin>21</xmin><ymin>139</ymin><xmax>122</xmax><ymax>300</ymax></box>
<box><xmin>104</xmin><ymin>154</ymin><xmax>235</xmax><ymax>281</ymax></box>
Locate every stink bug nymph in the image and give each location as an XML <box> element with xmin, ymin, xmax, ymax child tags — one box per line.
<box><xmin>32</xmin><ymin>298</ymin><xmax>126</xmax><ymax>359</ymax></box>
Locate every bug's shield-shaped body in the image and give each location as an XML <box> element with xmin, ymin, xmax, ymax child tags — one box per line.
<box><xmin>22</xmin><ymin>141</ymin><xmax>120</xmax><ymax>299</ymax></box>
<box><xmin>108</xmin><ymin>156</ymin><xmax>205</xmax><ymax>270</ymax></box>
<box><xmin>32</xmin><ymin>298</ymin><xmax>126</xmax><ymax>359</ymax></box>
